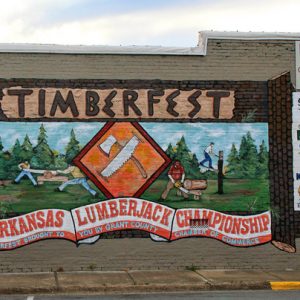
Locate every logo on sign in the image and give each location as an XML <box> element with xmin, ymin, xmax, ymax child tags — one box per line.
<box><xmin>73</xmin><ymin>122</ymin><xmax>171</xmax><ymax>198</ymax></box>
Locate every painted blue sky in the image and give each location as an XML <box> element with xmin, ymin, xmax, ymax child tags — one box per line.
<box><xmin>0</xmin><ymin>122</ymin><xmax>268</xmax><ymax>165</ymax></box>
<box><xmin>0</xmin><ymin>0</ymin><xmax>298</xmax><ymax>46</ymax></box>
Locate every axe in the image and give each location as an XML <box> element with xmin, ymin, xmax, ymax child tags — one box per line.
<box><xmin>99</xmin><ymin>135</ymin><xmax>148</xmax><ymax>179</ymax></box>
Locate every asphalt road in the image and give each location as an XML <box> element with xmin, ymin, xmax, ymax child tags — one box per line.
<box><xmin>2</xmin><ymin>291</ymin><xmax>300</xmax><ymax>300</ymax></box>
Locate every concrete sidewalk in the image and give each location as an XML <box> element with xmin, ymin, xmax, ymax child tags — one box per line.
<box><xmin>0</xmin><ymin>269</ymin><xmax>300</xmax><ymax>294</ymax></box>
<box><xmin>0</xmin><ymin>238</ymin><xmax>300</xmax><ymax>273</ymax></box>
<box><xmin>1</xmin><ymin>237</ymin><xmax>300</xmax><ymax>294</ymax></box>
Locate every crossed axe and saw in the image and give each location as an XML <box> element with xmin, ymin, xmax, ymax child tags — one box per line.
<box><xmin>98</xmin><ymin>134</ymin><xmax>148</xmax><ymax>181</ymax></box>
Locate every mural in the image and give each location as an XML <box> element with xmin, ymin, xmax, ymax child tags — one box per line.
<box><xmin>0</xmin><ymin>120</ymin><xmax>271</xmax><ymax>249</ymax></box>
<box><xmin>0</xmin><ymin>77</ymin><xmax>295</xmax><ymax>252</ymax></box>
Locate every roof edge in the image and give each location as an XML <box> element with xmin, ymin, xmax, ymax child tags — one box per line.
<box><xmin>1</xmin><ymin>31</ymin><xmax>299</xmax><ymax>56</ymax></box>
<box><xmin>198</xmin><ymin>31</ymin><xmax>300</xmax><ymax>55</ymax></box>
<box><xmin>0</xmin><ymin>43</ymin><xmax>205</xmax><ymax>56</ymax></box>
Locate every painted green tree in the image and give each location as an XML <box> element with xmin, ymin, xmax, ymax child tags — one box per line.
<box><xmin>227</xmin><ymin>143</ymin><xmax>240</xmax><ymax>175</ymax></box>
<box><xmin>256</xmin><ymin>140</ymin><xmax>269</xmax><ymax>178</ymax></box>
<box><xmin>31</xmin><ymin>124</ymin><xmax>54</xmax><ymax>169</ymax></box>
<box><xmin>3</xmin><ymin>139</ymin><xmax>23</xmax><ymax>178</ymax></box>
<box><xmin>0</xmin><ymin>137</ymin><xmax>6</xmax><ymax>179</ymax></box>
<box><xmin>20</xmin><ymin>134</ymin><xmax>34</xmax><ymax>162</ymax></box>
<box><xmin>65</xmin><ymin>129</ymin><xmax>81</xmax><ymax>164</ymax></box>
<box><xmin>227</xmin><ymin>132</ymin><xmax>268</xmax><ymax>179</ymax></box>
<box><xmin>163</xmin><ymin>136</ymin><xmax>202</xmax><ymax>178</ymax></box>
<box><xmin>165</xmin><ymin>143</ymin><xmax>175</xmax><ymax>160</ymax></box>
<box><xmin>53</xmin><ymin>151</ymin><xmax>68</xmax><ymax>169</ymax></box>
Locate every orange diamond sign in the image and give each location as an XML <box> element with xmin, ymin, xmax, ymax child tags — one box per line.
<box><xmin>73</xmin><ymin>122</ymin><xmax>171</xmax><ymax>198</ymax></box>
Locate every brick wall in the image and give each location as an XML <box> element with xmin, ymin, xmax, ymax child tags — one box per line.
<box><xmin>268</xmin><ymin>72</ymin><xmax>296</xmax><ymax>246</ymax></box>
<box><xmin>0</xmin><ymin>39</ymin><xmax>298</xmax><ymax>244</ymax></box>
<box><xmin>0</xmin><ymin>40</ymin><xmax>296</xmax><ymax>85</ymax></box>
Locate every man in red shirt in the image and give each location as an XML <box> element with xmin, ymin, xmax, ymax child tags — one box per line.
<box><xmin>161</xmin><ymin>160</ymin><xmax>188</xmax><ymax>200</ymax></box>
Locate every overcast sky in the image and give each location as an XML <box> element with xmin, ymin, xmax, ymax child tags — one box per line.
<box><xmin>0</xmin><ymin>0</ymin><xmax>299</xmax><ymax>47</ymax></box>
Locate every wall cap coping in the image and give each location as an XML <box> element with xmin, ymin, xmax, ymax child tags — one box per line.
<box><xmin>0</xmin><ymin>31</ymin><xmax>299</xmax><ymax>56</ymax></box>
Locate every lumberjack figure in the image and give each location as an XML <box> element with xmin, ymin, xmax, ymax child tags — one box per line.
<box><xmin>14</xmin><ymin>161</ymin><xmax>38</xmax><ymax>186</ymax></box>
<box><xmin>56</xmin><ymin>165</ymin><xmax>98</xmax><ymax>197</ymax></box>
<box><xmin>161</xmin><ymin>160</ymin><xmax>188</xmax><ymax>200</ymax></box>
<box><xmin>199</xmin><ymin>142</ymin><xmax>216</xmax><ymax>170</ymax></box>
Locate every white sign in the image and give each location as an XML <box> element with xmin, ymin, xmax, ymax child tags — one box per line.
<box><xmin>297</xmin><ymin>41</ymin><xmax>300</xmax><ymax>90</ymax></box>
<box><xmin>292</xmin><ymin>92</ymin><xmax>300</xmax><ymax>210</ymax></box>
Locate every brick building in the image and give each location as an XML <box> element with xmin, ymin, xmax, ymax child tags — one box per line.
<box><xmin>0</xmin><ymin>31</ymin><xmax>300</xmax><ymax>251</ymax></box>
<box><xmin>0</xmin><ymin>31</ymin><xmax>298</xmax><ymax>84</ymax></box>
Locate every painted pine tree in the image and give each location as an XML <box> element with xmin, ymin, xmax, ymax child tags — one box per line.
<box><xmin>31</xmin><ymin>124</ymin><xmax>54</xmax><ymax>168</ymax></box>
<box><xmin>257</xmin><ymin>140</ymin><xmax>269</xmax><ymax>178</ymax></box>
<box><xmin>227</xmin><ymin>143</ymin><xmax>240</xmax><ymax>177</ymax></box>
<box><xmin>20</xmin><ymin>134</ymin><xmax>33</xmax><ymax>162</ymax></box>
<box><xmin>0</xmin><ymin>137</ymin><xmax>6</xmax><ymax>179</ymax></box>
<box><xmin>65</xmin><ymin>129</ymin><xmax>81</xmax><ymax>164</ymax></box>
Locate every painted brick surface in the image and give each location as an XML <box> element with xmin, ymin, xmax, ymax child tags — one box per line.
<box><xmin>0</xmin><ymin>40</ymin><xmax>296</xmax><ymax>84</ymax></box>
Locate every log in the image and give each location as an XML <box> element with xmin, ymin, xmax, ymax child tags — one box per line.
<box><xmin>37</xmin><ymin>176</ymin><xmax>69</xmax><ymax>185</ymax></box>
<box><xmin>183</xmin><ymin>179</ymin><xmax>207</xmax><ymax>190</ymax></box>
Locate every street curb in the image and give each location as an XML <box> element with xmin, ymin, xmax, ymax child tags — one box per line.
<box><xmin>0</xmin><ymin>284</ymin><xmax>270</xmax><ymax>295</ymax></box>
<box><xmin>0</xmin><ymin>272</ymin><xmax>272</xmax><ymax>295</ymax></box>
<box><xmin>270</xmin><ymin>281</ymin><xmax>300</xmax><ymax>290</ymax></box>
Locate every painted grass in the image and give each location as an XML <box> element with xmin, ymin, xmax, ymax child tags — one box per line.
<box><xmin>142</xmin><ymin>178</ymin><xmax>270</xmax><ymax>212</ymax></box>
<box><xmin>0</xmin><ymin>178</ymin><xmax>269</xmax><ymax>215</ymax></box>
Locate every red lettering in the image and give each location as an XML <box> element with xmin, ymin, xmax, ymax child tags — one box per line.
<box><xmin>0</xmin><ymin>221</ymin><xmax>9</xmax><ymax>238</ymax></box>
<box><xmin>137</xmin><ymin>201</ymin><xmax>147</xmax><ymax>218</ymax></box>
<box><xmin>143</xmin><ymin>203</ymin><xmax>153</xmax><ymax>220</ymax></box>
<box><xmin>176</xmin><ymin>211</ymin><xmax>185</xmax><ymax>228</ymax></box>
<box><xmin>128</xmin><ymin>199</ymin><xmax>137</xmax><ymax>217</ymax></box>
<box><xmin>194</xmin><ymin>210</ymin><xmax>200</xmax><ymax>220</ymax></box>
<box><xmin>261</xmin><ymin>214</ymin><xmax>270</xmax><ymax>232</ymax></box>
<box><xmin>241</xmin><ymin>219</ymin><xmax>249</xmax><ymax>234</ymax></box>
<box><xmin>152</xmin><ymin>205</ymin><xmax>162</xmax><ymax>222</ymax></box>
<box><xmin>36</xmin><ymin>211</ymin><xmax>46</xmax><ymax>228</ymax></box>
<box><xmin>202</xmin><ymin>210</ymin><xmax>213</xmax><ymax>224</ymax></box>
<box><xmin>211</xmin><ymin>212</ymin><xmax>222</xmax><ymax>228</ymax></box>
<box><xmin>224</xmin><ymin>216</ymin><xmax>233</xmax><ymax>233</ymax></box>
<box><xmin>55</xmin><ymin>211</ymin><xmax>64</xmax><ymax>227</ymax></box>
<box><xmin>219</xmin><ymin>215</ymin><xmax>227</xmax><ymax>231</ymax></box>
<box><xmin>183</xmin><ymin>210</ymin><xmax>193</xmax><ymax>227</ymax></box>
<box><xmin>25</xmin><ymin>213</ymin><xmax>38</xmax><ymax>231</ymax></box>
<box><xmin>95</xmin><ymin>203</ymin><xmax>109</xmax><ymax>220</ymax></box>
<box><xmin>8</xmin><ymin>218</ymin><xmax>19</xmax><ymax>236</ymax></box>
<box><xmin>85</xmin><ymin>206</ymin><xmax>96</xmax><ymax>223</ymax></box>
<box><xmin>160</xmin><ymin>208</ymin><xmax>172</xmax><ymax>226</ymax></box>
<box><xmin>119</xmin><ymin>199</ymin><xmax>128</xmax><ymax>216</ymax></box>
<box><xmin>232</xmin><ymin>217</ymin><xmax>242</xmax><ymax>235</ymax></box>
<box><xmin>46</xmin><ymin>210</ymin><xmax>54</xmax><ymax>227</ymax></box>
<box><xmin>75</xmin><ymin>209</ymin><xmax>88</xmax><ymax>226</ymax></box>
<box><xmin>108</xmin><ymin>201</ymin><xmax>118</xmax><ymax>218</ymax></box>
<box><xmin>18</xmin><ymin>217</ymin><xmax>29</xmax><ymax>234</ymax></box>
<box><xmin>249</xmin><ymin>217</ymin><xmax>259</xmax><ymax>234</ymax></box>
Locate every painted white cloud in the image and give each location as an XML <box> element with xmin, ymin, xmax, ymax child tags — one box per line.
<box><xmin>0</xmin><ymin>0</ymin><xmax>299</xmax><ymax>46</ymax></box>
<box><xmin>205</xmin><ymin>128</ymin><xmax>226</xmax><ymax>138</ymax></box>
<box><xmin>44</xmin><ymin>123</ymin><xmax>65</xmax><ymax>130</ymax></box>
<box><xmin>74</xmin><ymin>123</ymin><xmax>103</xmax><ymax>133</ymax></box>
